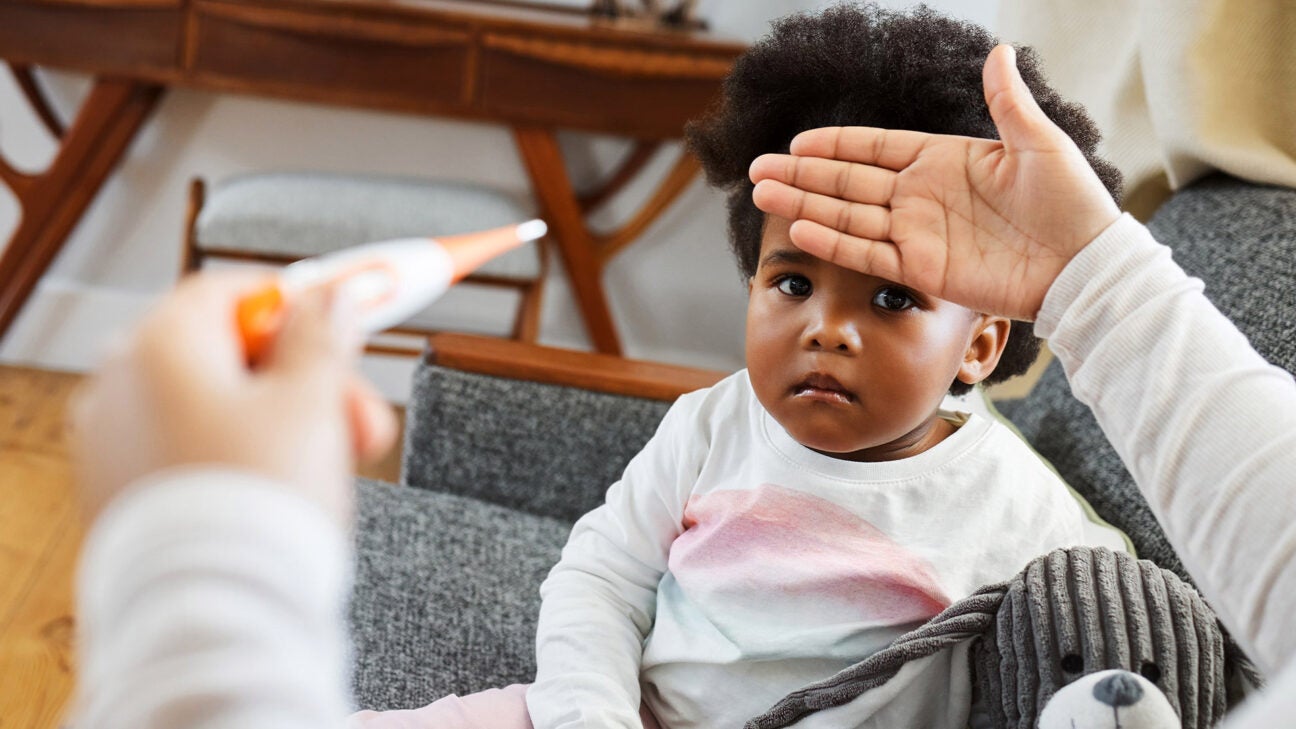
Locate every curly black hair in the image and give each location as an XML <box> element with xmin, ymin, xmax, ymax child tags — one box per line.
<box><xmin>686</xmin><ymin>2</ymin><xmax>1123</xmax><ymax>395</ymax></box>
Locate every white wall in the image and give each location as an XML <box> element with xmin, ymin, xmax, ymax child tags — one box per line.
<box><xmin>0</xmin><ymin>0</ymin><xmax>999</xmax><ymax>401</ymax></box>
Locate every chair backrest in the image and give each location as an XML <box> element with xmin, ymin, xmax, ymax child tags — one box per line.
<box><xmin>999</xmin><ymin>174</ymin><xmax>1296</xmax><ymax>583</ymax></box>
<box><xmin>401</xmin><ymin>333</ymin><xmax>727</xmax><ymax>523</ymax></box>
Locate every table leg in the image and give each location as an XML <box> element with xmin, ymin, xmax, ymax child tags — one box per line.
<box><xmin>0</xmin><ymin>74</ymin><xmax>162</xmax><ymax>342</ymax></box>
<box><xmin>512</xmin><ymin>125</ymin><xmax>623</xmax><ymax>355</ymax></box>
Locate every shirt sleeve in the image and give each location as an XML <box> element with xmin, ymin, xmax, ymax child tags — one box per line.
<box><xmin>1037</xmin><ymin>213</ymin><xmax>1296</xmax><ymax>677</ymax></box>
<box><xmin>527</xmin><ymin>394</ymin><xmax>705</xmax><ymax>729</ymax></box>
<box><xmin>72</xmin><ymin>468</ymin><xmax>354</xmax><ymax>729</ymax></box>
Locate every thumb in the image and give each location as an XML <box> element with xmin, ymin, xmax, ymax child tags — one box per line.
<box><xmin>263</xmin><ymin>284</ymin><xmax>361</xmax><ymax>385</ymax></box>
<box><xmin>983</xmin><ymin>44</ymin><xmax>1066</xmax><ymax>153</ymax></box>
<box><xmin>346</xmin><ymin>376</ymin><xmax>399</xmax><ymax>465</ymax></box>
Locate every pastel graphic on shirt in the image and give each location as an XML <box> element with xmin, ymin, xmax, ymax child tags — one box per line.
<box><xmin>668</xmin><ymin>484</ymin><xmax>952</xmax><ymax>641</ymax></box>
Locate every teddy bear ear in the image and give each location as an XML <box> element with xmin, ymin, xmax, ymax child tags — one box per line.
<box><xmin>1222</xmin><ymin>626</ymin><xmax>1265</xmax><ymax>702</ymax></box>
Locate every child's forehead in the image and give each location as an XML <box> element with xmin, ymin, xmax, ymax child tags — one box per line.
<box><xmin>756</xmin><ymin>222</ymin><xmax>858</xmax><ymax>275</ymax></box>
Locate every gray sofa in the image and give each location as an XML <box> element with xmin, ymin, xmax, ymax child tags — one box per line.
<box><xmin>348</xmin><ymin>174</ymin><xmax>1295</xmax><ymax>712</ymax></box>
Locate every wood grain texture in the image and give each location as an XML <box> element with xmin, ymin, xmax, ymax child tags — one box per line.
<box><xmin>512</xmin><ymin>126</ymin><xmax>624</xmax><ymax>354</ymax></box>
<box><xmin>428</xmin><ymin>331</ymin><xmax>726</xmax><ymax>401</ymax></box>
<box><xmin>0</xmin><ymin>77</ymin><xmax>163</xmax><ymax>341</ymax></box>
<box><xmin>0</xmin><ymin>367</ymin><xmax>82</xmax><ymax>729</ymax></box>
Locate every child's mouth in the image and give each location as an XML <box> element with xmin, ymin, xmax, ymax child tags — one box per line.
<box><xmin>792</xmin><ymin>373</ymin><xmax>855</xmax><ymax>403</ymax></box>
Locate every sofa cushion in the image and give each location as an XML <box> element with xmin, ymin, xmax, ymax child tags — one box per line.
<box><xmin>999</xmin><ymin>175</ymin><xmax>1296</xmax><ymax>584</ymax></box>
<box><xmin>349</xmin><ymin>478</ymin><xmax>569</xmax><ymax>710</ymax></box>
<box><xmin>1148</xmin><ymin>175</ymin><xmax>1295</xmax><ymax>372</ymax></box>
<box><xmin>402</xmin><ymin>364</ymin><xmax>674</xmax><ymax>523</ymax></box>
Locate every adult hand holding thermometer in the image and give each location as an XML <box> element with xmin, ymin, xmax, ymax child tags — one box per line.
<box><xmin>237</xmin><ymin>219</ymin><xmax>548</xmax><ymax>365</ymax></box>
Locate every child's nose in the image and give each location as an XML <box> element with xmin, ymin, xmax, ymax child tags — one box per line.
<box><xmin>802</xmin><ymin>311</ymin><xmax>863</xmax><ymax>354</ymax></box>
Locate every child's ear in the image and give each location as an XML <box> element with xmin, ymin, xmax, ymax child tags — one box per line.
<box><xmin>956</xmin><ymin>315</ymin><xmax>1011</xmax><ymax>387</ymax></box>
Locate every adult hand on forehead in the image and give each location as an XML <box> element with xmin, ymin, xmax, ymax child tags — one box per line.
<box><xmin>747</xmin><ymin>44</ymin><xmax>1121</xmax><ymax>322</ymax></box>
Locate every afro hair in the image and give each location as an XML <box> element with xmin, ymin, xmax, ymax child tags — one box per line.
<box><xmin>686</xmin><ymin>2</ymin><xmax>1123</xmax><ymax>394</ymax></box>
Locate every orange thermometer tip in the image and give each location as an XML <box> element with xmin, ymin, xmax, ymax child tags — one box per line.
<box><xmin>439</xmin><ymin>218</ymin><xmax>548</xmax><ymax>283</ymax></box>
<box><xmin>236</xmin><ymin>280</ymin><xmax>286</xmax><ymax>364</ymax></box>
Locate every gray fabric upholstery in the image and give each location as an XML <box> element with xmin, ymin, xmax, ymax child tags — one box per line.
<box><xmin>1150</xmin><ymin>176</ymin><xmax>1295</xmax><ymax>371</ymax></box>
<box><xmin>999</xmin><ymin>175</ymin><xmax>1296</xmax><ymax>583</ymax></box>
<box><xmin>196</xmin><ymin>172</ymin><xmax>542</xmax><ymax>278</ymax></box>
<box><xmin>401</xmin><ymin>362</ymin><xmax>674</xmax><ymax>523</ymax></box>
<box><xmin>349</xmin><ymin>478</ymin><xmax>570</xmax><ymax>710</ymax></box>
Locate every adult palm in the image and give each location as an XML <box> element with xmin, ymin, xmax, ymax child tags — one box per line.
<box><xmin>748</xmin><ymin>44</ymin><xmax>1120</xmax><ymax>321</ymax></box>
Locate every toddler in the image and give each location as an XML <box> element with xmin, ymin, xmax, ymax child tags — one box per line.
<box><xmin>352</xmin><ymin>4</ymin><xmax>1123</xmax><ymax>728</ymax></box>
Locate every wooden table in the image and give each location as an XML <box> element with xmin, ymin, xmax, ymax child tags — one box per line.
<box><xmin>0</xmin><ymin>0</ymin><xmax>745</xmax><ymax>354</ymax></box>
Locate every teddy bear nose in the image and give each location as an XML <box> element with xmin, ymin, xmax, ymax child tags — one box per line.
<box><xmin>1093</xmin><ymin>672</ymin><xmax>1144</xmax><ymax>707</ymax></box>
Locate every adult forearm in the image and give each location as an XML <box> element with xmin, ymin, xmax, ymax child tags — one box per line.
<box><xmin>73</xmin><ymin>470</ymin><xmax>353</xmax><ymax>729</ymax></box>
<box><xmin>1038</xmin><ymin>214</ymin><xmax>1296</xmax><ymax>675</ymax></box>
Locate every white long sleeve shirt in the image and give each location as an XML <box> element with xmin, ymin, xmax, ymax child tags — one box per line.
<box><xmin>528</xmin><ymin>372</ymin><xmax>1095</xmax><ymax>729</ymax></box>
<box><xmin>72</xmin><ymin>470</ymin><xmax>354</xmax><ymax>729</ymax></box>
<box><xmin>1037</xmin><ymin>214</ymin><xmax>1296</xmax><ymax>726</ymax></box>
<box><xmin>73</xmin><ymin>213</ymin><xmax>1296</xmax><ymax>729</ymax></box>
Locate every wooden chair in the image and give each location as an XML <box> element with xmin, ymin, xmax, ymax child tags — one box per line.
<box><xmin>182</xmin><ymin>172</ymin><xmax>550</xmax><ymax>355</ymax></box>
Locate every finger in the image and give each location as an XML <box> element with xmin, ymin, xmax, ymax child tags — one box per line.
<box><xmin>982</xmin><ymin>44</ymin><xmax>1067</xmax><ymax>154</ymax></box>
<box><xmin>749</xmin><ymin>154</ymin><xmax>898</xmax><ymax>206</ymax></box>
<box><xmin>753</xmin><ymin>180</ymin><xmax>893</xmax><ymax>243</ymax></box>
<box><xmin>264</xmin><ymin>284</ymin><xmax>360</xmax><ymax>386</ymax></box>
<box><xmin>788</xmin><ymin>126</ymin><xmax>933</xmax><ymax>171</ymax></box>
<box><xmin>135</xmin><ymin>270</ymin><xmax>271</xmax><ymax>383</ymax></box>
<box><xmin>786</xmin><ymin>219</ymin><xmax>905</xmax><ymax>283</ymax></box>
<box><xmin>346</xmin><ymin>377</ymin><xmax>399</xmax><ymax>465</ymax></box>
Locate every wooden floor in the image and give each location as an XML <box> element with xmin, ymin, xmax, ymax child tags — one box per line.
<box><xmin>0</xmin><ymin>364</ymin><xmax>402</xmax><ymax>729</ymax></box>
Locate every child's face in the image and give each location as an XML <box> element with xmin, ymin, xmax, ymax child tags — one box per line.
<box><xmin>745</xmin><ymin>215</ymin><xmax>1001</xmax><ymax>462</ymax></box>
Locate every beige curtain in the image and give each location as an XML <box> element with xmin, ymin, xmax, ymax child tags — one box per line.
<box><xmin>998</xmin><ymin>1</ymin><xmax>1296</xmax><ymax>220</ymax></box>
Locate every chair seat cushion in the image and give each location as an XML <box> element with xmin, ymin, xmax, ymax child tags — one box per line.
<box><xmin>196</xmin><ymin>172</ymin><xmax>543</xmax><ymax>279</ymax></box>
<box><xmin>349</xmin><ymin>478</ymin><xmax>569</xmax><ymax>710</ymax></box>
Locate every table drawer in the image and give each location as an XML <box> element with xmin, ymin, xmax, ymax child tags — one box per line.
<box><xmin>479</xmin><ymin>32</ymin><xmax>736</xmax><ymax>138</ymax></box>
<box><xmin>0</xmin><ymin>0</ymin><xmax>182</xmax><ymax>76</ymax></box>
<box><xmin>189</xmin><ymin>1</ymin><xmax>473</xmax><ymax>110</ymax></box>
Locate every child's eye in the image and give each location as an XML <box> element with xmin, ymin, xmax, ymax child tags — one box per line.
<box><xmin>776</xmin><ymin>275</ymin><xmax>812</xmax><ymax>297</ymax></box>
<box><xmin>873</xmin><ymin>287</ymin><xmax>915</xmax><ymax>311</ymax></box>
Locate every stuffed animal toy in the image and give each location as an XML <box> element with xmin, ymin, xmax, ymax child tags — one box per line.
<box><xmin>746</xmin><ymin>547</ymin><xmax>1261</xmax><ymax>729</ymax></box>
<box><xmin>1038</xmin><ymin>669</ymin><xmax>1179</xmax><ymax>729</ymax></box>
